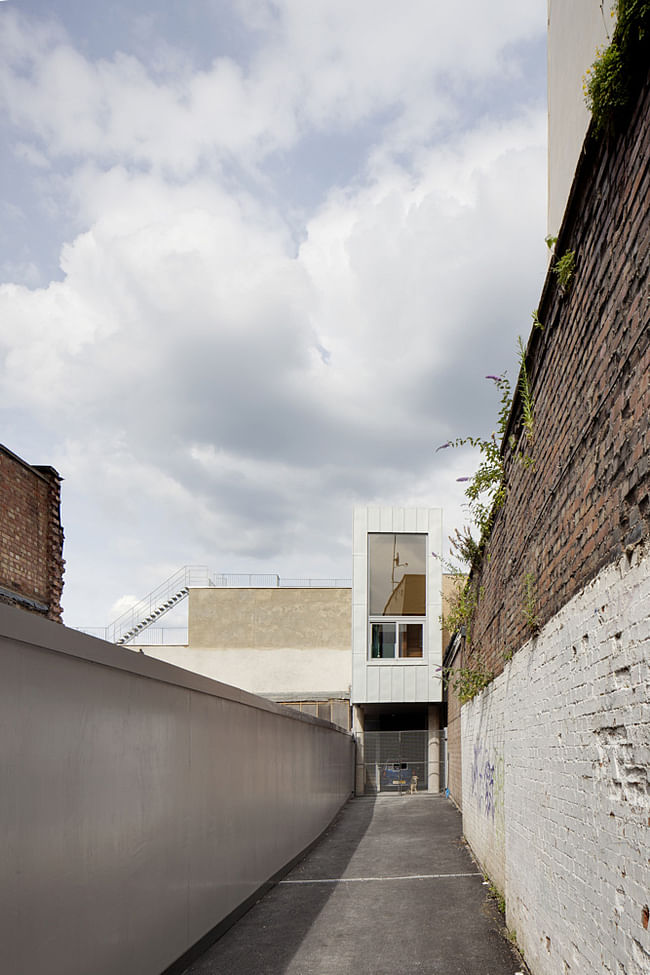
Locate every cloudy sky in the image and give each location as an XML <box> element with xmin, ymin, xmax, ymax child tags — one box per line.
<box><xmin>0</xmin><ymin>0</ymin><xmax>549</xmax><ymax>628</ymax></box>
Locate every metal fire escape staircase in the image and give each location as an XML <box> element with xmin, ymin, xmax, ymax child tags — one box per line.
<box><xmin>104</xmin><ymin>566</ymin><xmax>351</xmax><ymax>645</ymax></box>
<box><xmin>108</xmin><ymin>565</ymin><xmax>211</xmax><ymax>645</ymax></box>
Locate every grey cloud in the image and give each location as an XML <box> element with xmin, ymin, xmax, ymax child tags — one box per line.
<box><xmin>0</xmin><ymin>2</ymin><xmax>548</xmax><ymax>626</ymax></box>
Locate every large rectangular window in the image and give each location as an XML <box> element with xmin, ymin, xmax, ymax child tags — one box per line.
<box><xmin>368</xmin><ymin>533</ymin><xmax>426</xmax><ymax>616</ymax></box>
<box><xmin>370</xmin><ymin>622</ymin><xmax>423</xmax><ymax>659</ymax></box>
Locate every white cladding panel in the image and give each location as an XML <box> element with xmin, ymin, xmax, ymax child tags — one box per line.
<box><xmin>351</xmin><ymin>506</ymin><xmax>443</xmax><ymax>704</ymax></box>
<box><xmin>547</xmin><ymin>0</ymin><xmax>616</xmax><ymax>236</ymax></box>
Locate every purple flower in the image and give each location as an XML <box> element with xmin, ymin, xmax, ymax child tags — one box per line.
<box><xmin>485</xmin><ymin>375</ymin><xmax>501</xmax><ymax>382</ymax></box>
<box><xmin>456</xmin><ymin>476</ymin><xmax>470</xmax><ymax>482</ymax></box>
<box><xmin>436</xmin><ymin>441</ymin><xmax>452</xmax><ymax>451</ymax></box>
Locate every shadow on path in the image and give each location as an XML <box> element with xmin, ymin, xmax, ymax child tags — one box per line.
<box><xmin>182</xmin><ymin>795</ymin><xmax>526</xmax><ymax>975</ymax></box>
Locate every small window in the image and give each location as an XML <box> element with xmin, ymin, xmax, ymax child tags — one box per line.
<box><xmin>400</xmin><ymin>623</ymin><xmax>423</xmax><ymax>658</ymax></box>
<box><xmin>371</xmin><ymin>622</ymin><xmax>397</xmax><ymax>658</ymax></box>
<box><xmin>370</xmin><ymin>622</ymin><xmax>423</xmax><ymax>659</ymax></box>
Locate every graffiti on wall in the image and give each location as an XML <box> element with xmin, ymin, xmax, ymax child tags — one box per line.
<box><xmin>471</xmin><ymin>741</ymin><xmax>504</xmax><ymax>821</ymax></box>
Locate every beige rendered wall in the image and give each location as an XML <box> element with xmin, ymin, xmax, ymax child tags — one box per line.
<box><xmin>189</xmin><ymin>587</ymin><xmax>351</xmax><ymax>649</ymax></box>
<box><xmin>136</xmin><ymin>645</ymin><xmax>351</xmax><ymax>699</ymax></box>
<box><xmin>441</xmin><ymin>573</ymin><xmax>465</xmax><ymax>651</ymax></box>
<box><xmin>547</xmin><ymin>0</ymin><xmax>616</xmax><ymax>236</ymax></box>
<box><xmin>133</xmin><ymin>587</ymin><xmax>352</xmax><ymax>699</ymax></box>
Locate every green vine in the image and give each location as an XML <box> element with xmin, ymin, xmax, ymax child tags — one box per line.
<box><xmin>583</xmin><ymin>0</ymin><xmax>650</xmax><ymax>135</ymax></box>
<box><xmin>438</xmin><ymin>335</ymin><xmax>537</xmax><ymax>555</ymax></box>
<box><xmin>436</xmin><ymin>339</ymin><xmax>540</xmax><ymax>678</ymax></box>
<box><xmin>439</xmin><ymin>658</ymin><xmax>494</xmax><ymax>704</ymax></box>
<box><xmin>438</xmin><ymin>373</ymin><xmax>511</xmax><ymax>543</ymax></box>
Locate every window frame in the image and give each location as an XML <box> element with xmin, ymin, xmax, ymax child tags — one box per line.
<box><xmin>367</xmin><ymin>618</ymin><xmax>426</xmax><ymax>662</ymax></box>
<box><xmin>367</xmin><ymin>532</ymin><xmax>427</xmax><ymax>618</ymax></box>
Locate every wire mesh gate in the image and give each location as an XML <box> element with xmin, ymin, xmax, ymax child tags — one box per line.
<box><xmin>355</xmin><ymin>730</ymin><xmax>446</xmax><ymax>795</ymax></box>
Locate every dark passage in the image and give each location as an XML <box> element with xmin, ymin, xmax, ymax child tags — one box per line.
<box><xmin>182</xmin><ymin>795</ymin><xmax>526</xmax><ymax>975</ymax></box>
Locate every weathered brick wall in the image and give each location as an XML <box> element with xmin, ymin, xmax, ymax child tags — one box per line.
<box><xmin>467</xmin><ymin>75</ymin><xmax>650</xmax><ymax>677</ymax></box>
<box><xmin>451</xmin><ymin>70</ymin><xmax>650</xmax><ymax>975</ymax></box>
<box><xmin>0</xmin><ymin>445</ymin><xmax>64</xmax><ymax>621</ymax></box>
<box><xmin>462</xmin><ymin>549</ymin><xmax>650</xmax><ymax>975</ymax></box>
<box><xmin>445</xmin><ymin>640</ymin><xmax>463</xmax><ymax>809</ymax></box>
<box><xmin>446</xmin><ymin>707</ymin><xmax>462</xmax><ymax>808</ymax></box>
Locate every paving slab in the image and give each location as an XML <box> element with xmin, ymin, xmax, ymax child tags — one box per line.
<box><xmin>182</xmin><ymin>795</ymin><xmax>527</xmax><ymax>975</ymax></box>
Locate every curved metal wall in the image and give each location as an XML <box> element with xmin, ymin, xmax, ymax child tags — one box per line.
<box><xmin>0</xmin><ymin>604</ymin><xmax>354</xmax><ymax>975</ymax></box>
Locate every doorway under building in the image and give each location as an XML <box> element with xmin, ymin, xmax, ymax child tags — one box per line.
<box><xmin>353</xmin><ymin>703</ymin><xmax>447</xmax><ymax>796</ymax></box>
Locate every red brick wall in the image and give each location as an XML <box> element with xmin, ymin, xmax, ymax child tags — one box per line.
<box><xmin>0</xmin><ymin>446</ymin><xmax>64</xmax><ymax>621</ymax></box>
<box><xmin>445</xmin><ymin>73</ymin><xmax>650</xmax><ymax>786</ymax></box>
<box><xmin>465</xmin><ymin>74</ymin><xmax>650</xmax><ymax>678</ymax></box>
<box><xmin>446</xmin><ymin>655</ymin><xmax>463</xmax><ymax>809</ymax></box>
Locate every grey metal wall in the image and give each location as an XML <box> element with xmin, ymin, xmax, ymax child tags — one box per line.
<box><xmin>0</xmin><ymin>604</ymin><xmax>354</xmax><ymax>975</ymax></box>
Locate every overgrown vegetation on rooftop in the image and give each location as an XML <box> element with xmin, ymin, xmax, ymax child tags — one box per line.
<box><xmin>584</xmin><ymin>0</ymin><xmax>650</xmax><ymax>134</ymax></box>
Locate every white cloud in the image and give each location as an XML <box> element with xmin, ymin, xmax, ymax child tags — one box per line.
<box><xmin>0</xmin><ymin>3</ymin><xmax>543</xmax><ymax>175</ymax></box>
<box><xmin>0</xmin><ymin>2</ymin><xmax>548</xmax><ymax>623</ymax></box>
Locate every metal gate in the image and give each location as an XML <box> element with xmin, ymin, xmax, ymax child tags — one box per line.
<box><xmin>355</xmin><ymin>730</ymin><xmax>446</xmax><ymax>796</ymax></box>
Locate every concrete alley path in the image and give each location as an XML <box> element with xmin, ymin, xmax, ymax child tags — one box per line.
<box><xmin>182</xmin><ymin>795</ymin><xmax>527</xmax><ymax>975</ymax></box>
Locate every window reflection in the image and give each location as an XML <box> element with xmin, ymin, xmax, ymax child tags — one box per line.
<box><xmin>368</xmin><ymin>533</ymin><xmax>426</xmax><ymax>616</ymax></box>
<box><xmin>401</xmin><ymin>623</ymin><xmax>423</xmax><ymax>657</ymax></box>
<box><xmin>371</xmin><ymin>622</ymin><xmax>397</xmax><ymax>658</ymax></box>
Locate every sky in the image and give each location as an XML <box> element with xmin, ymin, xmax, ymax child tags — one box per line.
<box><xmin>0</xmin><ymin>0</ymin><xmax>549</xmax><ymax>628</ymax></box>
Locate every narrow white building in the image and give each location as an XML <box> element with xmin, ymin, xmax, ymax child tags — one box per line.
<box><xmin>351</xmin><ymin>506</ymin><xmax>445</xmax><ymax>794</ymax></box>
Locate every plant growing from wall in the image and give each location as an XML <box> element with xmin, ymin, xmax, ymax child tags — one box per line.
<box><xmin>437</xmin><ymin>339</ymin><xmax>539</xmax><ymax>676</ymax></box>
<box><xmin>486</xmin><ymin>879</ymin><xmax>506</xmax><ymax>916</ymax></box>
<box><xmin>516</xmin><ymin>336</ymin><xmax>535</xmax><ymax>446</ymax></box>
<box><xmin>448</xmin><ymin>524</ymin><xmax>481</xmax><ymax>569</ymax></box>
<box><xmin>531</xmin><ymin>309</ymin><xmax>544</xmax><ymax>331</ymax></box>
<box><xmin>441</xmin><ymin>571</ymin><xmax>479</xmax><ymax>645</ymax></box>
<box><xmin>439</xmin><ymin>336</ymin><xmax>537</xmax><ymax>555</ymax></box>
<box><xmin>584</xmin><ymin>0</ymin><xmax>650</xmax><ymax>135</ymax></box>
<box><xmin>447</xmin><ymin>659</ymin><xmax>494</xmax><ymax>704</ymax></box>
<box><xmin>553</xmin><ymin>250</ymin><xmax>576</xmax><ymax>292</ymax></box>
<box><xmin>522</xmin><ymin>571</ymin><xmax>540</xmax><ymax>633</ymax></box>
<box><xmin>437</xmin><ymin>373</ymin><xmax>511</xmax><ymax>543</ymax></box>
<box><xmin>438</xmin><ymin>653</ymin><xmax>493</xmax><ymax>705</ymax></box>
<box><xmin>438</xmin><ymin>561</ymin><xmax>493</xmax><ymax>701</ymax></box>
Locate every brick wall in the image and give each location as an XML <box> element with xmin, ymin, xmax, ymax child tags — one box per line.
<box><xmin>462</xmin><ymin>549</ymin><xmax>650</xmax><ymax>975</ymax></box>
<box><xmin>444</xmin><ymin>635</ymin><xmax>463</xmax><ymax>809</ymax></box>
<box><xmin>461</xmin><ymin>668</ymin><xmax>506</xmax><ymax>896</ymax></box>
<box><xmin>466</xmin><ymin>74</ymin><xmax>650</xmax><ymax>678</ymax></box>
<box><xmin>0</xmin><ymin>445</ymin><xmax>64</xmax><ymax>621</ymax></box>
<box><xmin>450</xmin><ymin>69</ymin><xmax>650</xmax><ymax>975</ymax></box>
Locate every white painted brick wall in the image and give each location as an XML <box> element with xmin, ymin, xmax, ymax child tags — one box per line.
<box><xmin>461</xmin><ymin>672</ymin><xmax>506</xmax><ymax>894</ymax></box>
<box><xmin>461</xmin><ymin>549</ymin><xmax>650</xmax><ymax>975</ymax></box>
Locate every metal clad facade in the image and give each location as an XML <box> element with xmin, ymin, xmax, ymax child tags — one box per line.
<box><xmin>351</xmin><ymin>506</ymin><xmax>443</xmax><ymax>705</ymax></box>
